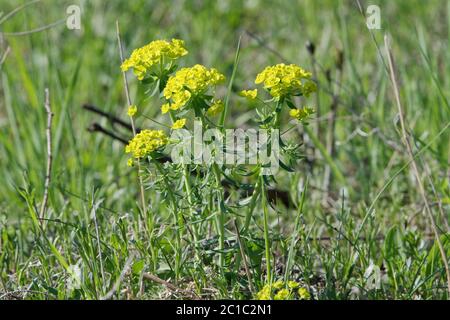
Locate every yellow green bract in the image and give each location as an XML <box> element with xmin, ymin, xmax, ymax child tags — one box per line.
<box><xmin>255</xmin><ymin>63</ymin><xmax>316</xmax><ymax>98</ymax></box>
<box><xmin>206</xmin><ymin>100</ymin><xmax>224</xmax><ymax>116</ymax></box>
<box><xmin>239</xmin><ymin>89</ymin><xmax>258</xmax><ymax>100</ymax></box>
<box><xmin>255</xmin><ymin>280</ymin><xmax>311</xmax><ymax>300</ymax></box>
<box><xmin>127</xmin><ymin>105</ymin><xmax>138</xmax><ymax>117</ymax></box>
<box><xmin>289</xmin><ymin>107</ymin><xmax>314</xmax><ymax>121</ymax></box>
<box><xmin>171</xmin><ymin>118</ymin><xmax>186</xmax><ymax>130</ymax></box>
<box><xmin>163</xmin><ymin>64</ymin><xmax>225</xmax><ymax>112</ymax></box>
<box><xmin>121</xmin><ymin>39</ymin><xmax>188</xmax><ymax>80</ymax></box>
<box><xmin>125</xmin><ymin>129</ymin><xmax>168</xmax><ymax>160</ymax></box>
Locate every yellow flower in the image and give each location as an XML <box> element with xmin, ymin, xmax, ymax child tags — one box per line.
<box><xmin>121</xmin><ymin>39</ymin><xmax>188</xmax><ymax>80</ymax></box>
<box><xmin>127</xmin><ymin>158</ymin><xmax>134</xmax><ymax>167</ymax></box>
<box><xmin>206</xmin><ymin>100</ymin><xmax>224</xmax><ymax>116</ymax></box>
<box><xmin>161</xmin><ymin>103</ymin><xmax>170</xmax><ymax>114</ymax></box>
<box><xmin>163</xmin><ymin>64</ymin><xmax>225</xmax><ymax>111</ymax></box>
<box><xmin>239</xmin><ymin>89</ymin><xmax>258</xmax><ymax>100</ymax></box>
<box><xmin>127</xmin><ymin>105</ymin><xmax>138</xmax><ymax>117</ymax></box>
<box><xmin>256</xmin><ymin>280</ymin><xmax>309</xmax><ymax>300</ymax></box>
<box><xmin>289</xmin><ymin>107</ymin><xmax>314</xmax><ymax>121</ymax></box>
<box><xmin>298</xmin><ymin>287</ymin><xmax>311</xmax><ymax>300</ymax></box>
<box><xmin>125</xmin><ymin>130</ymin><xmax>168</xmax><ymax>159</ymax></box>
<box><xmin>287</xmin><ymin>281</ymin><xmax>300</xmax><ymax>289</ymax></box>
<box><xmin>255</xmin><ymin>285</ymin><xmax>271</xmax><ymax>300</ymax></box>
<box><xmin>274</xmin><ymin>289</ymin><xmax>290</xmax><ymax>300</ymax></box>
<box><xmin>272</xmin><ymin>280</ymin><xmax>284</xmax><ymax>290</ymax></box>
<box><xmin>171</xmin><ymin>118</ymin><xmax>186</xmax><ymax>130</ymax></box>
<box><xmin>255</xmin><ymin>63</ymin><xmax>315</xmax><ymax>98</ymax></box>
<box><xmin>302</xmin><ymin>81</ymin><xmax>317</xmax><ymax>97</ymax></box>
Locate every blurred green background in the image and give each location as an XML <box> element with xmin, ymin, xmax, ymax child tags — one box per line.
<box><xmin>1</xmin><ymin>0</ymin><xmax>449</xmax><ymax>216</ymax></box>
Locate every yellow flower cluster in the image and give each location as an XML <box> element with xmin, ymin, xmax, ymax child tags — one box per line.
<box><xmin>289</xmin><ymin>107</ymin><xmax>314</xmax><ymax>121</ymax></box>
<box><xmin>127</xmin><ymin>105</ymin><xmax>138</xmax><ymax>117</ymax></box>
<box><xmin>206</xmin><ymin>100</ymin><xmax>224</xmax><ymax>116</ymax></box>
<box><xmin>121</xmin><ymin>39</ymin><xmax>188</xmax><ymax>80</ymax></box>
<box><xmin>163</xmin><ymin>64</ymin><xmax>225</xmax><ymax>112</ymax></box>
<box><xmin>239</xmin><ymin>89</ymin><xmax>258</xmax><ymax>100</ymax></box>
<box><xmin>255</xmin><ymin>63</ymin><xmax>316</xmax><ymax>98</ymax></box>
<box><xmin>171</xmin><ymin>118</ymin><xmax>186</xmax><ymax>130</ymax></box>
<box><xmin>255</xmin><ymin>280</ymin><xmax>311</xmax><ymax>300</ymax></box>
<box><xmin>125</xmin><ymin>130</ymin><xmax>168</xmax><ymax>160</ymax></box>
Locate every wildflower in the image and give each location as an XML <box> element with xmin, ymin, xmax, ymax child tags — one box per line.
<box><xmin>121</xmin><ymin>39</ymin><xmax>188</xmax><ymax>80</ymax></box>
<box><xmin>127</xmin><ymin>158</ymin><xmax>134</xmax><ymax>167</ymax></box>
<box><xmin>206</xmin><ymin>100</ymin><xmax>224</xmax><ymax>116</ymax></box>
<box><xmin>289</xmin><ymin>107</ymin><xmax>314</xmax><ymax>121</ymax></box>
<box><xmin>255</xmin><ymin>280</ymin><xmax>310</xmax><ymax>300</ymax></box>
<box><xmin>255</xmin><ymin>285</ymin><xmax>271</xmax><ymax>300</ymax></box>
<box><xmin>125</xmin><ymin>129</ymin><xmax>168</xmax><ymax>159</ymax></box>
<box><xmin>127</xmin><ymin>105</ymin><xmax>138</xmax><ymax>117</ymax></box>
<box><xmin>161</xmin><ymin>103</ymin><xmax>170</xmax><ymax>114</ymax></box>
<box><xmin>298</xmin><ymin>287</ymin><xmax>311</xmax><ymax>300</ymax></box>
<box><xmin>274</xmin><ymin>289</ymin><xmax>290</xmax><ymax>300</ymax></box>
<box><xmin>301</xmin><ymin>81</ymin><xmax>317</xmax><ymax>97</ymax></box>
<box><xmin>163</xmin><ymin>64</ymin><xmax>225</xmax><ymax>111</ymax></box>
<box><xmin>239</xmin><ymin>89</ymin><xmax>258</xmax><ymax>100</ymax></box>
<box><xmin>171</xmin><ymin>118</ymin><xmax>186</xmax><ymax>130</ymax></box>
<box><xmin>272</xmin><ymin>280</ymin><xmax>284</xmax><ymax>290</ymax></box>
<box><xmin>287</xmin><ymin>281</ymin><xmax>300</xmax><ymax>289</ymax></box>
<box><xmin>255</xmin><ymin>63</ymin><xmax>316</xmax><ymax>98</ymax></box>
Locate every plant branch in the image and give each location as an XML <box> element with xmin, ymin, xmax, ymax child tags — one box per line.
<box><xmin>39</xmin><ymin>88</ymin><xmax>53</xmax><ymax>222</ymax></box>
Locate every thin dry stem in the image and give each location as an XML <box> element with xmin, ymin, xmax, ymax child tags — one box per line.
<box><xmin>39</xmin><ymin>88</ymin><xmax>53</xmax><ymax>222</ymax></box>
<box><xmin>385</xmin><ymin>35</ymin><xmax>450</xmax><ymax>297</ymax></box>
<box><xmin>142</xmin><ymin>273</ymin><xmax>199</xmax><ymax>299</ymax></box>
<box><xmin>116</xmin><ymin>21</ymin><xmax>148</xmax><ymax>221</ymax></box>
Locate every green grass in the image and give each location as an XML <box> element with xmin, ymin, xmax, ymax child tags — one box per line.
<box><xmin>1</xmin><ymin>0</ymin><xmax>450</xmax><ymax>300</ymax></box>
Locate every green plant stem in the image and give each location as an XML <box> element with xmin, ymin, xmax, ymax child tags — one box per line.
<box><xmin>182</xmin><ymin>163</ymin><xmax>201</xmax><ymax>260</ymax></box>
<box><xmin>259</xmin><ymin>174</ymin><xmax>272</xmax><ymax>284</ymax></box>
<box><xmin>284</xmin><ymin>177</ymin><xmax>308</xmax><ymax>282</ymax></box>
<box><xmin>213</xmin><ymin>163</ymin><xmax>226</xmax><ymax>272</ymax></box>
<box><xmin>154</xmin><ymin>161</ymin><xmax>182</xmax><ymax>281</ymax></box>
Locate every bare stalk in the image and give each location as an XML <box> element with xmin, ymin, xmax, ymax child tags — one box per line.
<box><xmin>39</xmin><ymin>88</ymin><xmax>53</xmax><ymax>222</ymax></box>
<box><xmin>385</xmin><ymin>35</ymin><xmax>450</xmax><ymax>296</ymax></box>
<box><xmin>143</xmin><ymin>273</ymin><xmax>199</xmax><ymax>299</ymax></box>
<box><xmin>323</xmin><ymin>52</ymin><xmax>343</xmax><ymax>199</ymax></box>
<box><xmin>116</xmin><ymin>21</ymin><xmax>148</xmax><ymax>222</ymax></box>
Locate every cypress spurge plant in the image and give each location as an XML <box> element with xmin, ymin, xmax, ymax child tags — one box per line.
<box><xmin>121</xmin><ymin>39</ymin><xmax>317</xmax><ymax>298</ymax></box>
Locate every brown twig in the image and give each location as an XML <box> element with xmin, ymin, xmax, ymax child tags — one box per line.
<box><xmin>39</xmin><ymin>88</ymin><xmax>53</xmax><ymax>222</ymax></box>
<box><xmin>83</xmin><ymin>104</ymin><xmax>138</xmax><ymax>132</ymax></box>
<box><xmin>385</xmin><ymin>35</ymin><xmax>450</xmax><ymax>297</ymax></box>
<box><xmin>142</xmin><ymin>273</ymin><xmax>199</xmax><ymax>299</ymax></box>
<box><xmin>87</xmin><ymin>122</ymin><xmax>128</xmax><ymax>144</ymax></box>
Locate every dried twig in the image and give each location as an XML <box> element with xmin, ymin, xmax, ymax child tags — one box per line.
<box><xmin>385</xmin><ymin>35</ymin><xmax>450</xmax><ymax>296</ymax></box>
<box><xmin>101</xmin><ymin>252</ymin><xmax>135</xmax><ymax>300</ymax></box>
<box><xmin>142</xmin><ymin>273</ymin><xmax>199</xmax><ymax>299</ymax></box>
<box><xmin>87</xmin><ymin>122</ymin><xmax>128</xmax><ymax>144</ymax></box>
<box><xmin>39</xmin><ymin>88</ymin><xmax>53</xmax><ymax>221</ymax></box>
<box><xmin>116</xmin><ymin>21</ymin><xmax>148</xmax><ymax>220</ymax></box>
<box><xmin>83</xmin><ymin>104</ymin><xmax>137</xmax><ymax>132</ymax></box>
